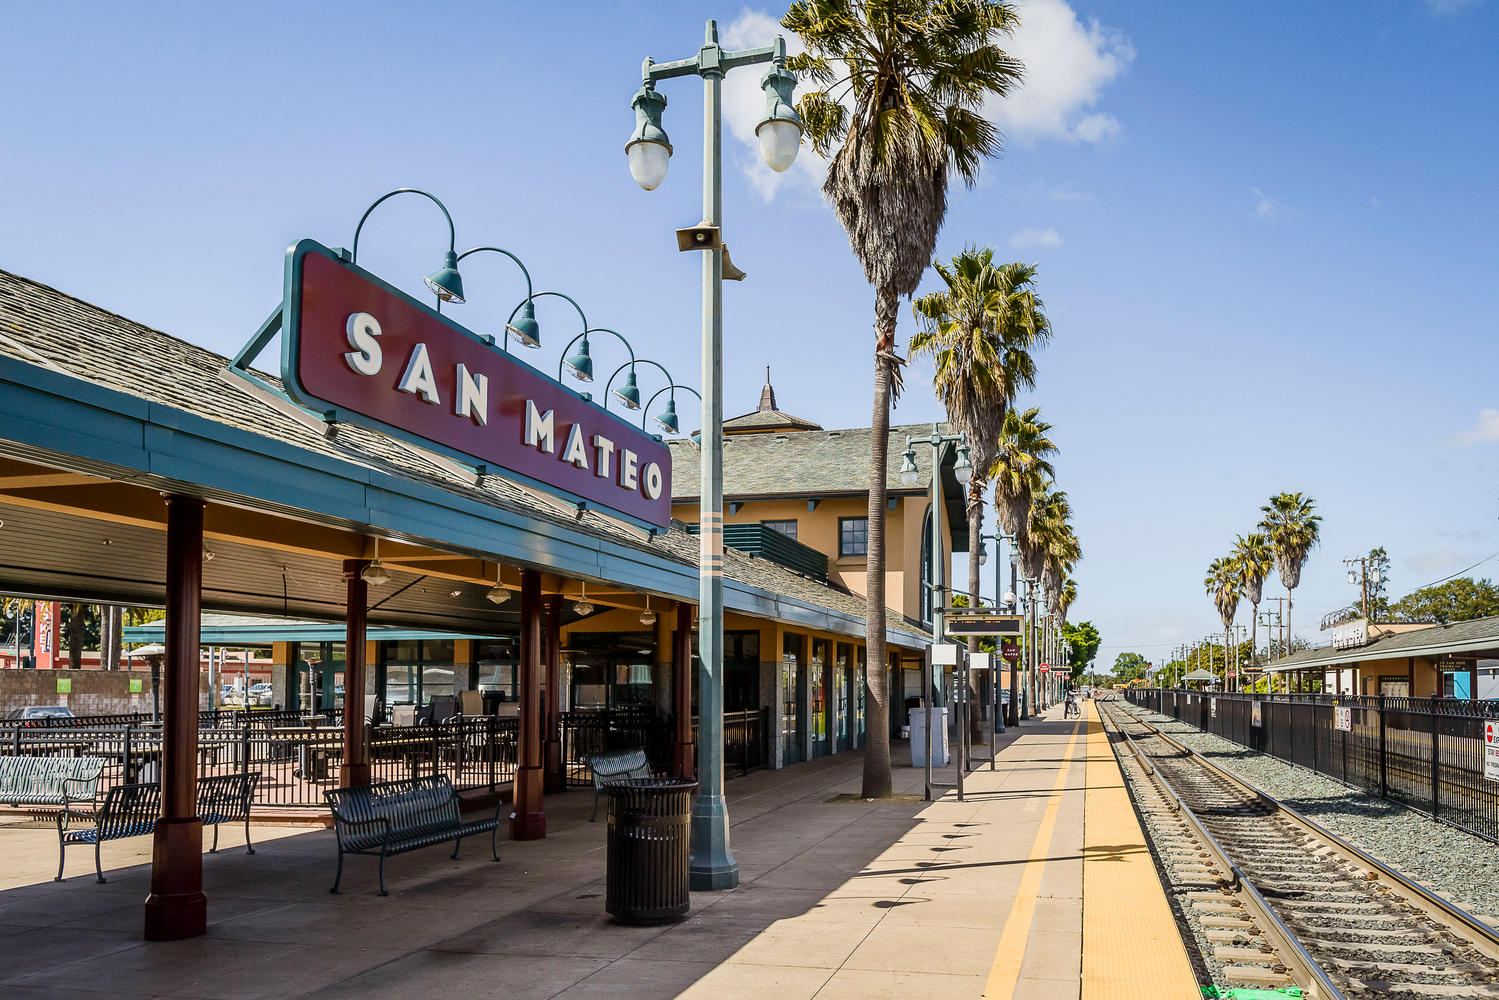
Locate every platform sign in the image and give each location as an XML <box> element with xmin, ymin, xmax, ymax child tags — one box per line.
<box><xmin>128</xmin><ymin>678</ymin><xmax>143</xmax><ymax>694</ymax></box>
<box><xmin>1251</xmin><ymin>701</ymin><xmax>1263</xmax><ymax>728</ymax></box>
<box><xmin>1000</xmin><ymin>640</ymin><xmax>1020</xmax><ymax>664</ymax></box>
<box><xmin>1334</xmin><ymin>705</ymin><xmax>1352</xmax><ymax>732</ymax></box>
<box><xmin>278</xmin><ymin>240</ymin><xmax>672</xmax><ymax>530</ymax></box>
<box><xmin>1040</xmin><ymin>663</ymin><xmax>1050</xmax><ymax>673</ymax></box>
<box><xmin>944</xmin><ymin>613</ymin><xmax>1023</xmax><ymax>637</ymax></box>
<box><xmin>1485</xmin><ymin>722</ymin><xmax>1499</xmax><ymax>782</ymax></box>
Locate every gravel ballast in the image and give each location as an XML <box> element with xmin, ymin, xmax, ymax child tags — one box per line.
<box><xmin>1122</xmin><ymin>701</ymin><xmax>1499</xmax><ymax>924</ymax></box>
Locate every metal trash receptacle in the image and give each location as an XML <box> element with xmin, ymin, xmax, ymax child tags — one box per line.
<box><xmin>603</xmin><ymin>777</ymin><xmax>698</xmax><ymax>924</ymax></box>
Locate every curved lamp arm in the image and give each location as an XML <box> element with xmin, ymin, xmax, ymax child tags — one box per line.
<box><xmin>604</xmin><ymin>357</ymin><xmax>676</xmax><ymax>407</ymax></box>
<box><xmin>556</xmin><ymin>327</ymin><xmax>635</xmax><ymax>383</ymax></box>
<box><xmin>642</xmin><ymin>384</ymin><xmax>703</xmax><ymax>435</ymax></box>
<box><xmin>352</xmin><ymin>188</ymin><xmax>457</xmax><ymax>263</ymax></box>
<box><xmin>457</xmin><ymin>246</ymin><xmax>533</xmax><ymax>299</ymax></box>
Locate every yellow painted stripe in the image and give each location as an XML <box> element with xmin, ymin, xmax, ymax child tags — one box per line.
<box><xmin>982</xmin><ymin>717</ymin><xmax>1084</xmax><ymax>999</ymax></box>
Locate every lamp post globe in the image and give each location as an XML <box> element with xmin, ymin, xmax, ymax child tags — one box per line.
<box><xmin>898</xmin><ymin>448</ymin><xmax>919</xmax><ymax>487</ymax></box>
<box><xmin>626</xmin><ymin>84</ymin><xmax>672</xmax><ymax>191</ymax></box>
<box><xmin>953</xmin><ymin>444</ymin><xmax>974</xmax><ymax>486</ymax></box>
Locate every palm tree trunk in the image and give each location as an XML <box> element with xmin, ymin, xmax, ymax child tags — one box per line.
<box><xmin>860</xmin><ymin>286</ymin><xmax>898</xmax><ymax>799</ymax></box>
<box><xmin>966</xmin><ymin>490</ymin><xmax>983</xmax><ymax>740</ymax></box>
<box><xmin>1008</xmin><ymin>560</ymin><xmax>1019</xmax><ymax>726</ymax></box>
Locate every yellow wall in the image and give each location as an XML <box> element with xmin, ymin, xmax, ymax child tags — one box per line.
<box><xmin>671</xmin><ymin>494</ymin><xmax>948</xmax><ymax>625</ymax></box>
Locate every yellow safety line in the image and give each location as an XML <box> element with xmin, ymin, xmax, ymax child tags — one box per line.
<box><xmin>982</xmin><ymin>717</ymin><xmax>1084</xmax><ymax>999</ymax></box>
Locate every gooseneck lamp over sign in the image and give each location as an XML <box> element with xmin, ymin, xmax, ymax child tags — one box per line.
<box><xmin>456</xmin><ymin>246</ymin><xmax>538</xmax><ymax>347</ymax></box>
<box><xmin>641</xmin><ymin>384</ymin><xmax>703</xmax><ymax>437</ymax></box>
<box><xmin>351</xmin><ymin>188</ymin><xmax>465</xmax><ymax>303</ymax></box>
<box><xmin>606</xmin><ymin>358</ymin><xmax>677</xmax><ymax>414</ymax></box>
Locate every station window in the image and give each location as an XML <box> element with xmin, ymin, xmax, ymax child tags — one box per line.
<box><xmin>839</xmin><ymin>517</ymin><xmax>868</xmax><ymax>557</ymax></box>
<box><xmin>762</xmin><ymin>519</ymin><xmax>798</xmax><ymax>540</ymax></box>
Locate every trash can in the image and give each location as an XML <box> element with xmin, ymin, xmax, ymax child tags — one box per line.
<box><xmin>603</xmin><ymin>777</ymin><xmax>698</xmax><ymax>924</ymax></box>
<box><xmin>908</xmin><ymin>707</ymin><xmax>950</xmax><ymax>767</ymax></box>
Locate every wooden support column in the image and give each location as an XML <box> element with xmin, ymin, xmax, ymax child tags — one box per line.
<box><xmin>144</xmin><ymin>494</ymin><xmax>206</xmax><ymax>941</ymax></box>
<box><xmin>341</xmin><ymin>560</ymin><xmax>370</xmax><ymax>787</ymax></box>
<box><xmin>511</xmin><ymin>570</ymin><xmax>546</xmax><ymax>840</ymax></box>
<box><xmin>673</xmin><ymin>601</ymin><xmax>695</xmax><ymax>780</ymax></box>
<box><xmin>543</xmin><ymin>595</ymin><xmax>564</xmax><ymax>794</ymax></box>
<box><xmin>1469</xmin><ymin>659</ymin><xmax>1479</xmax><ymax>702</ymax></box>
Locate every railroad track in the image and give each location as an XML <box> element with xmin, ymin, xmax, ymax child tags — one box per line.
<box><xmin>1099</xmin><ymin>697</ymin><xmax>1499</xmax><ymax>999</ymax></box>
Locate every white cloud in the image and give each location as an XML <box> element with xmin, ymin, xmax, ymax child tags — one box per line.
<box><xmin>1405</xmin><ymin>550</ymin><xmax>1468</xmax><ymax>575</ymax></box>
<box><xmin>723</xmin><ymin>11</ymin><xmax>827</xmax><ymax>201</ymax></box>
<box><xmin>986</xmin><ymin>0</ymin><xmax>1135</xmax><ymax>145</ymax></box>
<box><xmin>1450</xmin><ymin>408</ymin><xmax>1499</xmax><ymax>446</ymax></box>
<box><xmin>1370</xmin><ymin>195</ymin><xmax>1382</xmax><ymax>209</ymax></box>
<box><xmin>1009</xmin><ymin>226</ymin><xmax>1063</xmax><ymax>250</ymax></box>
<box><xmin>1251</xmin><ymin>186</ymin><xmax>1293</xmax><ymax>221</ymax></box>
<box><xmin>723</xmin><ymin>1</ymin><xmax>1133</xmax><ymax>200</ymax></box>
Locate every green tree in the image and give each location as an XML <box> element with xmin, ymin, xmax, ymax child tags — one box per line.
<box><xmin>1364</xmin><ymin>546</ymin><xmax>1393</xmax><ymax>620</ymax></box>
<box><xmin>785</xmin><ymin>0</ymin><xmax>1025</xmax><ymax>799</ymax></box>
<box><xmin>1112</xmin><ymin>651</ymin><xmax>1148</xmax><ymax>682</ymax></box>
<box><xmin>1232</xmin><ymin>532</ymin><xmax>1273</xmax><ymax>664</ymax></box>
<box><xmin>912</xmin><ymin>249</ymin><xmax>1051</xmax><ymax>738</ymax></box>
<box><xmin>1204</xmin><ymin>556</ymin><xmax>1241</xmax><ymax>687</ymax></box>
<box><xmin>1390</xmin><ymin>577</ymin><xmax>1499</xmax><ymax>624</ymax></box>
<box><xmin>1258</xmin><ymin>492</ymin><xmax>1322</xmax><ymax>653</ymax></box>
<box><xmin>1060</xmin><ymin>620</ymin><xmax>1099</xmax><ymax>678</ymax></box>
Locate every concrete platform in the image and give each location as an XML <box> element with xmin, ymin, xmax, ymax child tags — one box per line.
<box><xmin>0</xmin><ymin>703</ymin><xmax>1199</xmax><ymax>999</ymax></box>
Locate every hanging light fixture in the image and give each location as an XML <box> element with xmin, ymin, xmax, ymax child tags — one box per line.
<box><xmin>362</xmin><ymin>537</ymin><xmax>391</xmax><ymax>586</ymax></box>
<box><xmin>487</xmin><ymin>564</ymin><xmax>510</xmax><ymax>605</ymax></box>
<box><xmin>639</xmin><ymin>594</ymin><xmax>657</xmax><ymax>627</ymax></box>
<box><xmin>573</xmin><ymin>582</ymin><xmax>594</xmax><ymax>617</ymax></box>
<box><xmin>899</xmin><ymin>447</ymin><xmax>919</xmax><ymax>487</ymax></box>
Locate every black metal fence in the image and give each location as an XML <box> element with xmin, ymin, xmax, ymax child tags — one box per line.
<box><xmin>1128</xmin><ymin>689</ymin><xmax>1499</xmax><ymax>843</ymax></box>
<box><xmin>691</xmin><ymin>708</ymin><xmax>770</xmax><ymax>777</ymax></box>
<box><xmin>2</xmin><ymin>708</ymin><xmax>678</xmax><ymax>810</ymax></box>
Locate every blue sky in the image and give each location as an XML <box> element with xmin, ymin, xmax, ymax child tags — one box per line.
<box><xmin>3</xmin><ymin>1</ymin><xmax>1496</xmax><ymax>669</ymax></box>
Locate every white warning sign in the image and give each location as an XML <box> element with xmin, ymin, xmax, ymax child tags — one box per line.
<box><xmin>1485</xmin><ymin>721</ymin><xmax>1499</xmax><ymax>782</ymax></box>
<box><xmin>1334</xmin><ymin>706</ymin><xmax>1352</xmax><ymax>732</ymax></box>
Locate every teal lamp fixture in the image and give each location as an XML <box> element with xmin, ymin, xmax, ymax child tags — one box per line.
<box><xmin>953</xmin><ymin>444</ymin><xmax>975</xmax><ymax>486</ymax></box>
<box><xmin>625</xmin><ymin>84</ymin><xmax>672</xmax><ymax>191</ymax></box>
<box><xmin>456</xmin><ymin>246</ymin><xmax>536</xmax><ymax>346</ymax></box>
<box><xmin>898</xmin><ymin>448</ymin><xmax>920</xmax><ymax>487</ymax></box>
<box><xmin>641</xmin><ymin>384</ymin><xmax>703</xmax><ymax>437</ymax></box>
<box><xmin>351</xmin><ymin>188</ymin><xmax>464</xmax><ymax>303</ymax></box>
<box><xmin>756</xmin><ymin>64</ymin><xmax>803</xmax><ymax>173</ymax></box>
<box><xmin>605</xmin><ymin>358</ymin><xmax>677</xmax><ymax>412</ymax></box>
<box><xmin>504</xmin><ymin>290</ymin><xmax>588</xmax><ymax>354</ymax></box>
<box><xmin>557</xmin><ymin>327</ymin><xmax>636</xmax><ymax>385</ymax></box>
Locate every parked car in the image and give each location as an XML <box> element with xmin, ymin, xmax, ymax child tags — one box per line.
<box><xmin>6</xmin><ymin>705</ymin><xmax>76</xmax><ymax>723</ymax></box>
<box><xmin>247</xmin><ymin>683</ymin><xmax>273</xmax><ymax>707</ymax></box>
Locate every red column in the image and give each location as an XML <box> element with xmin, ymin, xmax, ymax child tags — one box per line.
<box><xmin>511</xmin><ymin>570</ymin><xmax>545</xmax><ymax>840</ymax></box>
<box><xmin>144</xmin><ymin>494</ymin><xmax>206</xmax><ymax>941</ymax></box>
<box><xmin>341</xmin><ymin>560</ymin><xmax>370</xmax><ymax>787</ymax></box>
<box><xmin>673</xmin><ymin>602</ymin><xmax>695</xmax><ymax>780</ymax></box>
<box><xmin>543</xmin><ymin>595</ymin><xmax>564</xmax><ymax>793</ymax></box>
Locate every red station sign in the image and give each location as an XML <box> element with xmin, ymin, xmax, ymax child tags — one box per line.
<box><xmin>280</xmin><ymin>241</ymin><xmax>672</xmax><ymax>529</ymax></box>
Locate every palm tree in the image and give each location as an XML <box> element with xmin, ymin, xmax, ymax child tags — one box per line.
<box><xmin>1231</xmin><ymin>532</ymin><xmax>1273</xmax><ymax>670</ymax></box>
<box><xmin>991</xmin><ymin>407</ymin><xmax>1055</xmax><ymax>722</ymax></box>
<box><xmin>1258</xmin><ymin>492</ymin><xmax>1322</xmax><ymax>663</ymax></box>
<box><xmin>1204</xmin><ymin>557</ymin><xmax>1241</xmax><ymax>689</ymax></box>
<box><xmin>1058</xmin><ymin>576</ymin><xmax>1077</xmax><ymax>622</ymax></box>
<box><xmin>1021</xmin><ymin>482</ymin><xmax>1077</xmax><ymax>710</ymax></box>
<box><xmin>911</xmin><ymin>249</ymin><xmax>1051</xmax><ymax>736</ymax></box>
<box><xmin>785</xmin><ymin>0</ymin><xmax>1024</xmax><ymax>797</ymax></box>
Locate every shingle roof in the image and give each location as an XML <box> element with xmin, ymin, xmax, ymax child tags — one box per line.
<box><xmin>722</xmin><ymin>408</ymin><xmax>821</xmax><ymax>432</ymax></box>
<box><xmin>669</xmin><ymin>421</ymin><xmax>957</xmax><ymax>500</ymax></box>
<box><xmin>1267</xmin><ymin>615</ymin><xmax>1499</xmax><ymax>672</ymax></box>
<box><xmin>0</xmin><ymin>269</ymin><xmax>929</xmax><ymax>644</ymax></box>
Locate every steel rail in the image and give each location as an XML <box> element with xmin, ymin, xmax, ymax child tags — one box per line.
<box><xmin>1114</xmin><ymin>701</ymin><xmax>1499</xmax><ymax>964</ymax></box>
<box><xmin>1098</xmin><ymin>702</ymin><xmax>1343</xmax><ymax>1000</ymax></box>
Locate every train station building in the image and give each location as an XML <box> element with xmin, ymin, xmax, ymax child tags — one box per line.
<box><xmin>0</xmin><ymin>248</ymin><xmax>970</xmax><ymax>938</ymax></box>
<box><xmin>1266</xmin><ymin>615</ymin><xmax>1499</xmax><ymax>697</ymax></box>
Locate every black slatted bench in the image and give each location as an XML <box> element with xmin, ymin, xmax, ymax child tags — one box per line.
<box><xmin>197</xmin><ymin>772</ymin><xmax>260</xmax><ymax>854</ymax></box>
<box><xmin>2</xmin><ymin>755</ymin><xmax>104</xmax><ymax>808</ymax></box>
<box><xmin>324</xmin><ymin>775</ymin><xmax>501</xmax><ymax>896</ymax></box>
<box><xmin>56</xmin><ymin>781</ymin><xmax>161</xmax><ymax>883</ymax></box>
<box><xmin>588</xmin><ymin>747</ymin><xmax>652</xmax><ymax>821</ymax></box>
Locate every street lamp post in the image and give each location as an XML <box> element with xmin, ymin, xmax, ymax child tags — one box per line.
<box><xmin>977</xmin><ymin>532</ymin><xmax>1013</xmax><ymax>767</ymax></box>
<box><xmin>628</xmin><ymin>19</ymin><xmax>803</xmax><ymax>891</ymax></box>
<box><xmin>901</xmin><ymin>428</ymin><xmax>974</xmax><ymax>800</ymax></box>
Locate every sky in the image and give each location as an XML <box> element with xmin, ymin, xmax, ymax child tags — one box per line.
<box><xmin>3</xmin><ymin>1</ymin><xmax>1496</xmax><ymax>671</ymax></box>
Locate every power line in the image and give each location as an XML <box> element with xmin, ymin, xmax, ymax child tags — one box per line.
<box><xmin>1393</xmin><ymin>550</ymin><xmax>1499</xmax><ymax>597</ymax></box>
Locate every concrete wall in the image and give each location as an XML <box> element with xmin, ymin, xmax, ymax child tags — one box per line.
<box><xmin>0</xmin><ymin>666</ymin><xmax>211</xmax><ymax>716</ymax></box>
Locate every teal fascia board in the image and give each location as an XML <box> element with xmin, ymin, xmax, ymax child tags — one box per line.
<box><xmin>0</xmin><ymin>356</ymin><xmax>928</xmax><ymax>650</ymax></box>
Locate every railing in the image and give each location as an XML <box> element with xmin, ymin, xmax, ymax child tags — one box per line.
<box><xmin>1127</xmin><ymin>688</ymin><xmax>1499</xmax><ymax>843</ymax></box>
<box><xmin>1</xmin><ymin>707</ymin><xmax>676</xmax><ymax>809</ymax></box>
<box><xmin>691</xmin><ymin>708</ymin><xmax>770</xmax><ymax>777</ymax></box>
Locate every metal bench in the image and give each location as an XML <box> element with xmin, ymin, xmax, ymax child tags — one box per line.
<box><xmin>324</xmin><ymin>775</ymin><xmax>501</xmax><ymax>896</ymax></box>
<box><xmin>55</xmin><ymin>781</ymin><xmax>161</xmax><ymax>883</ymax></box>
<box><xmin>1</xmin><ymin>755</ymin><xmax>104</xmax><ymax>808</ymax></box>
<box><xmin>197</xmin><ymin>772</ymin><xmax>261</xmax><ymax>855</ymax></box>
<box><xmin>588</xmin><ymin>747</ymin><xmax>652</xmax><ymax>822</ymax></box>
